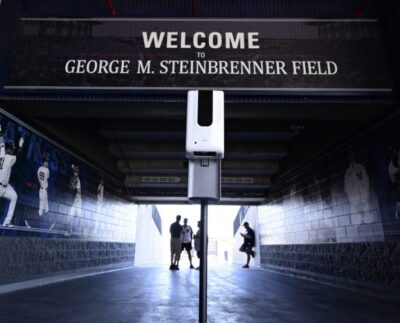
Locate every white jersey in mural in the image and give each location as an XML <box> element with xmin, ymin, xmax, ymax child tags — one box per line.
<box><xmin>96</xmin><ymin>180</ymin><xmax>104</xmax><ymax>212</ymax></box>
<box><xmin>0</xmin><ymin>149</ymin><xmax>17</xmax><ymax>226</ymax></box>
<box><xmin>344</xmin><ymin>162</ymin><xmax>370</xmax><ymax>203</ymax></box>
<box><xmin>0</xmin><ymin>150</ymin><xmax>16</xmax><ymax>185</ymax></box>
<box><xmin>0</xmin><ymin>126</ymin><xmax>23</xmax><ymax>227</ymax></box>
<box><xmin>37</xmin><ymin>165</ymin><xmax>50</xmax><ymax>215</ymax></box>
<box><xmin>69</xmin><ymin>174</ymin><xmax>82</xmax><ymax>217</ymax></box>
<box><xmin>344</xmin><ymin>162</ymin><xmax>370</xmax><ymax>214</ymax></box>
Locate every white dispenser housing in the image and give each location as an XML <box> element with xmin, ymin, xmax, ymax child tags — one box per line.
<box><xmin>186</xmin><ymin>90</ymin><xmax>224</xmax><ymax>159</ymax></box>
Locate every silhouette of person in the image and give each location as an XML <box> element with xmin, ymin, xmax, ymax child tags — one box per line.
<box><xmin>239</xmin><ymin>222</ymin><xmax>255</xmax><ymax>268</ymax></box>
<box><xmin>181</xmin><ymin>218</ymin><xmax>194</xmax><ymax>269</ymax></box>
<box><xmin>170</xmin><ymin>215</ymin><xmax>183</xmax><ymax>270</ymax></box>
<box><xmin>193</xmin><ymin>221</ymin><xmax>201</xmax><ymax>270</ymax></box>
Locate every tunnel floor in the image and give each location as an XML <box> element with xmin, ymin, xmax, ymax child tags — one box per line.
<box><xmin>0</xmin><ymin>264</ymin><xmax>399</xmax><ymax>323</ymax></box>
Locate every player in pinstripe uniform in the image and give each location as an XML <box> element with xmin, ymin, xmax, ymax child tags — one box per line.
<box><xmin>0</xmin><ymin>123</ymin><xmax>24</xmax><ymax>227</ymax></box>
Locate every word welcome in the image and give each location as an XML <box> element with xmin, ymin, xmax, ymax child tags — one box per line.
<box><xmin>142</xmin><ymin>32</ymin><xmax>260</xmax><ymax>49</ymax></box>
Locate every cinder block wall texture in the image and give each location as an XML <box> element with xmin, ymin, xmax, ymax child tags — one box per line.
<box><xmin>257</xmin><ymin>115</ymin><xmax>400</xmax><ymax>291</ymax></box>
<box><xmin>0</xmin><ymin>238</ymin><xmax>135</xmax><ymax>285</ymax></box>
<box><xmin>0</xmin><ymin>112</ymin><xmax>137</xmax><ymax>285</ymax></box>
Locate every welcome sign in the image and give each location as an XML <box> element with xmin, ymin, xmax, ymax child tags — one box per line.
<box><xmin>4</xmin><ymin>18</ymin><xmax>393</xmax><ymax>93</ymax></box>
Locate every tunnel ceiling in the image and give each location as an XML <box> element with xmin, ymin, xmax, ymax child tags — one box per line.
<box><xmin>3</xmin><ymin>96</ymin><xmax>394</xmax><ymax>204</ymax></box>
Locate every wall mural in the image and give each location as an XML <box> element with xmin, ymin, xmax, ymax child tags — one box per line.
<box><xmin>259</xmin><ymin>115</ymin><xmax>400</xmax><ymax>246</ymax></box>
<box><xmin>257</xmin><ymin>127</ymin><xmax>400</xmax><ymax>287</ymax></box>
<box><xmin>0</xmin><ymin>123</ymin><xmax>24</xmax><ymax>227</ymax></box>
<box><xmin>0</xmin><ymin>111</ymin><xmax>135</xmax><ymax>242</ymax></box>
<box><xmin>343</xmin><ymin>149</ymin><xmax>372</xmax><ymax>219</ymax></box>
<box><xmin>388</xmin><ymin>146</ymin><xmax>400</xmax><ymax>220</ymax></box>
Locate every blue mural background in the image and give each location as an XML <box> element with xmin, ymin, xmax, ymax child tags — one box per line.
<box><xmin>0</xmin><ymin>111</ymin><xmax>136</xmax><ymax>242</ymax></box>
<box><xmin>369</xmin><ymin>117</ymin><xmax>400</xmax><ymax>241</ymax></box>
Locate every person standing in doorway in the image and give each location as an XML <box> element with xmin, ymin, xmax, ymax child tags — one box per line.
<box><xmin>239</xmin><ymin>222</ymin><xmax>255</xmax><ymax>268</ymax></box>
<box><xmin>193</xmin><ymin>221</ymin><xmax>201</xmax><ymax>270</ymax></box>
<box><xmin>181</xmin><ymin>218</ymin><xmax>194</xmax><ymax>269</ymax></box>
<box><xmin>170</xmin><ymin>215</ymin><xmax>183</xmax><ymax>270</ymax></box>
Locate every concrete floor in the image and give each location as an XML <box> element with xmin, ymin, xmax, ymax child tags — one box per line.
<box><xmin>0</xmin><ymin>264</ymin><xmax>399</xmax><ymax>323</ymax></box>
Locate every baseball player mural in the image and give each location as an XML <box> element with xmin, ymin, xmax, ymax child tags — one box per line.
<box><xmin>0</xmin><ymin>123</ymin><xmax>24</xmax><ymax>227</ymax></box>
<box><xmin>97</xmin><ymin>179</ymin><xmax>104</xmax><ymax>212</ymax></box>
<box><xmin>344</xmin><ymin>150</ymin><xmax>370</xmax><ymax>216</ymax></box>
<box><xmin>69</xmin><ymin>164</ymin><xmax>82</xmax><ymax>218</ymax></box>
<box><xmin>388</xmin><ymin>146</ymin><xmax>400</xmax><ymax>220</ymax></box>
<box><xmin>25</xmin><ymin>147</ymin><xmax>54</xmax><ymax>230</ymax></box>
<box><xmin>38</xmin><ymin>157</ymin><xmax>50</xmax><ymax>216</ymax></box>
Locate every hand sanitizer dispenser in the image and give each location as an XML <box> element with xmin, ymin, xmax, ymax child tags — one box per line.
<box><xmin>186</xmin><ymin>90</ymin><xmax>224</xmax><ymax>159</ymax></box>
<box><xmin>186</xmin><ymin>90</ymin><xmax>224</xmax><ymax>201</ymax></box>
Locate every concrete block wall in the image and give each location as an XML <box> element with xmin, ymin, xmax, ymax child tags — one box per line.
<box><xmin>259</xmin><ymin>243</ymin><xmax>400</xmax><ymax>289</ymax></box>
<box><xmin>0</xmin><ymin>238</ymin><xmax>135</xmax><ymax>285</ymax></box>
<box><xmin>258</xmin><ymin>170</ymin><xmax>384</xmax><ymax>245</ymax></box>
<box><xmin>0</xmin><ymin>111</ymin><xmax>137</xmax><ymax>285</ymax></box>
<box><xmin>134</xmin><ymin>205</ymin><xmax>163</xmax><ymax>266</ymax></box>
<box><xmin>256</xmin><ymin>115</ymin><xmax>400</xmax><ymax>291</ymax></box>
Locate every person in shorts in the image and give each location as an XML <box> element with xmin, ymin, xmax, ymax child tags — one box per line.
<box><xmin>239</xmin><ymin>222</ymin><xmax>255</xmax><ymax>268</ymax></box>
<box><xmin>170</xmin><ymin>215</ymin><xmax>182</xmax><ymax>270</ymax></box>
<box><xmin>181</xmin><ymin>218</ymin><xmax>194</xmax><ymax>269</ymax></box>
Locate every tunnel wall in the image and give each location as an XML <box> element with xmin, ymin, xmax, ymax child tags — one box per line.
<box><xmin>257</xmin><ymin>115</ymin><xmax>400</xmax><ymax>292</ymax></box>
<box><xmin>134</xmin><ymin>205</ymin><xmax>163</xmax><ymax>266</ymax></box>
<box><xmin>0</xmin><ymin>109</ymin><xmax>137</xmax><ymax>286</ymax></box>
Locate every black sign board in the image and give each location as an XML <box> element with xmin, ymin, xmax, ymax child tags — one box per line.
<box><xmin>3</xmin><ymin>18</ymin><xmax>393</xmax><ymax>94</ymax></box>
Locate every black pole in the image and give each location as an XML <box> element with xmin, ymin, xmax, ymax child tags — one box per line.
<box><xmin>199</xmin><ymin>199</ymin><xmax>208</xmax><ymax>323</ymax></box>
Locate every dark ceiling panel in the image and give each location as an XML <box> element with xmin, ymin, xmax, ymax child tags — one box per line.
<box><xmin>4</xmin><ymin>99</ymin><xmax>393</xmax><ymax>120</ymax></box>
<box><xmin>21</xmin><ymin>0</ymin><xmax>377</xmax><ymax>18</ymax></box>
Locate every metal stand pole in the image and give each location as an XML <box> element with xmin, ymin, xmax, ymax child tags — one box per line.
<box><xmin>199</xmin><ymin>199</ymin><xmax>208</xmax><ymax>323</ymax></box>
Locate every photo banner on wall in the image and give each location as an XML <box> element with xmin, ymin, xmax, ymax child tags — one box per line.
<box><xmin>3</xmin><ymin>18</ymin><xmax>394</xmax><ymax>94</ymax></box>
<box><xmin>0</xmin><ymin>109</ymin><xmax>134</xmax><ymax>241</ymax></box>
